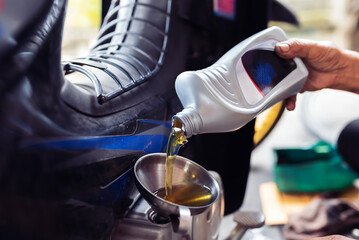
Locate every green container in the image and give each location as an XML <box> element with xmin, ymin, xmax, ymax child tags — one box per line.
<box><xmin>274</xmin><ymin>141</ymin><xmax>358</xmax><ymax>193</ymax></box>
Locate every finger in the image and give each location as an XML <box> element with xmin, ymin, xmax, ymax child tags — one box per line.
<box><xmin>285</xmin><ymin>95</ymin><xmax>297</xmax><ymax>111</ymax></box>
<box><xmin>275</xmin><ymin>39</ymin><xmax>327</xmax><ymax>59</ymax></box>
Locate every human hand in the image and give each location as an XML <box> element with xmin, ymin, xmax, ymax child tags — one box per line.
<box><xmin>275</xmin><ymin>39</ymin><xmax>359</xmax><ymax>110</ymax></box>
<box><xmin>305</xmin><ymin>235</ymin><xmax>354</xmax><ymax>240</ymax></box>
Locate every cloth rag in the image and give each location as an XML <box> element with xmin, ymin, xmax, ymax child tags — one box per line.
<box><xmin>283</xmin><ymin>197</ymin><xmax>359</xmax><ymax>240</ymax></box>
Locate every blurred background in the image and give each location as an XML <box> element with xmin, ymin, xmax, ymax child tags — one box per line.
<box><xmin>62</xmin><ymin>0</ymin><xmax>101</xmax><ymax>60</ymax></box>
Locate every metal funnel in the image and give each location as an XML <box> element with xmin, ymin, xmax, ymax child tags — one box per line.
<box><xmin>134</xmin><ymin>153</ymin><xmax>220</xmax><ymax>218</ymax></box>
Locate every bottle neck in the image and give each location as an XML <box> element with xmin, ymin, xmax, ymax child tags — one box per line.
<box><xmin>173</xmin><ymin>108</ymin><xmax>202</xmax><ymax>138</ymax></box>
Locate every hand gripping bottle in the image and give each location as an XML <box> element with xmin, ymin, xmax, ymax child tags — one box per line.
<box><xmin>173</xmin><ymin>26</ymin><xmax>308</xmax><ymax>138</ymax></box>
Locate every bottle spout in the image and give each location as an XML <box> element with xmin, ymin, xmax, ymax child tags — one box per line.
<box><xmin>172</xmin><ymin>108</ymin><xmax>203</xmax><ymax>138</ymax></box>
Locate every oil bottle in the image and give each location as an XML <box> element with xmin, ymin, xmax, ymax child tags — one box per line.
<box><xmin>173</xmin><ymin>26</ymin><xmax>308</xmax><ymax>138</ymax></box>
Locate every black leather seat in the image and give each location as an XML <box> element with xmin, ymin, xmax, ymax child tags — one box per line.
<box><xmin>61</xmin><ymin>0</ymin><xmax>189</xmax><ymax>116</ymax></box>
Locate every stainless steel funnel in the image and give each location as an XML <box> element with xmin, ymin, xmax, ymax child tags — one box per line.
<box><xmin>134</xmin><ymin>153</ymin><xmax>220</xmax><ymax>218</ymax></box>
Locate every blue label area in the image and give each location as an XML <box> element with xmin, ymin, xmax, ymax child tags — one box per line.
<box><xmin>254</xmin><ymin>62</ymin><xmax>277</xmax><ymax>94</ymax></box>
<box><xmin>242</xmin><ymin>49</ymin><xmax>297</xmax><ymax>95</ymax></box>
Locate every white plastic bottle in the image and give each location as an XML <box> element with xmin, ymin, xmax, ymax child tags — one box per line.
<box><xmin>173</xmin><ymin>26</ymin><xmax>308</xmax><ymax>138</ymax></box>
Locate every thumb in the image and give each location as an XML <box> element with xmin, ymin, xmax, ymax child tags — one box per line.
<box><xmin>275</xmin><ymin>39</ymin><xmax>322</xmax><ymax>59</ymax></box>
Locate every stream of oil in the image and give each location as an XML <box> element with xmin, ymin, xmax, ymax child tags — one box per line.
<box><xmin>161</xmin><ymin>118</ymin><xmax>213</xmax><ymax>207</ymax></box>
<box><xmin>164</xmin><ymin>118</ymin><xmax>187</xmax><ymax>198</ymax></box>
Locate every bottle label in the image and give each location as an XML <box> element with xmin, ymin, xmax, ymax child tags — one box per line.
<box><xmin>236</xmin><ymin>40</ymin><xmax>297</xmax><ymax>105</ymax></box>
